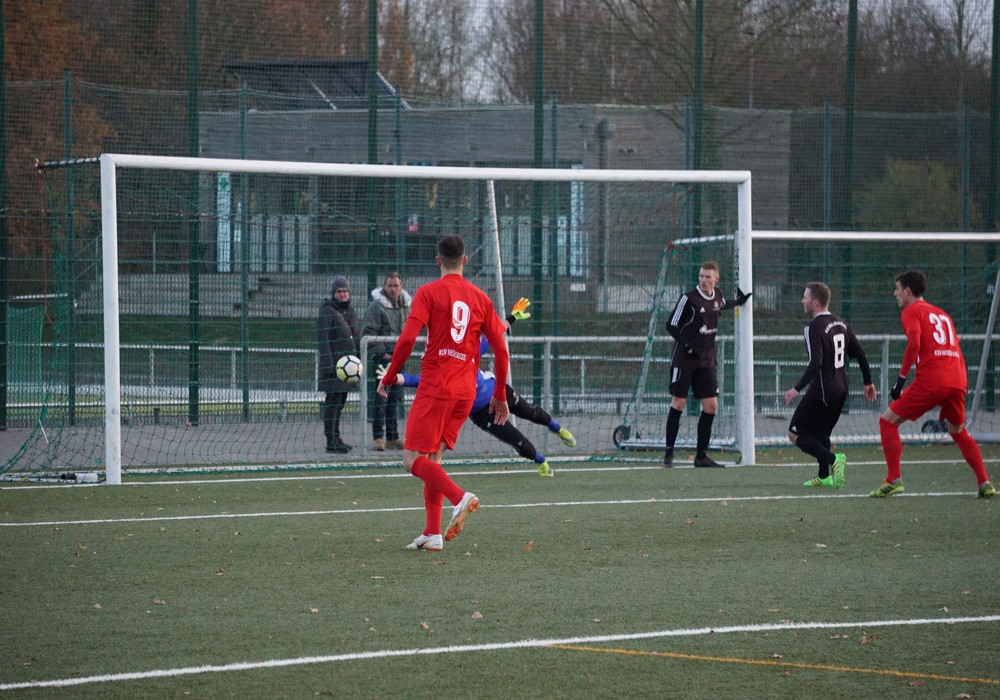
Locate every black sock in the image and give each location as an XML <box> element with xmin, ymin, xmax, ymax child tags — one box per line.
<box><xmin>665</xmin><ymin>407</ymin><xmax>682</xmax><ymax>451</ymax></box>
<box><xmin>795</xmin><ymin>434</ymin><xmax>835</xmax><ymax>478</ymax></box>
<box><xmin>696</xmin><ymin>412</ymin><xmax>715</xmax><ymax>457</ymax></box>
<box><xmin>820</xmin><ymin>435</ymin><xmax>832</xmax><ymax>453</ymax></box>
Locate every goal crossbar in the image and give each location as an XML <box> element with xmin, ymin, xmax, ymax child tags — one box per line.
<box><xmin>754</xmin><ymin>230</ymin><xmax>1000</xmax><ymax>242</ymax></box>
<box><xmin>101</xmin><ymin>153</ymin><xmax>752</xmax><ymax>184</ymax></box>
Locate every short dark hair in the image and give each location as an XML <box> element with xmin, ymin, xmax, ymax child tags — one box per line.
<box><xmin>895</xmin><ymin>269</ymin><xmax>927</xmax><ymax>297</ymax></box>
<box><xmin>385</xmin><ymin>271</ymin><xmax>403</xmax><ymax>285</ymax></box>
<box><xmin>805</xmin><ymin>281</ymin><xmax>831</xmax><ymax>307</ymax></box>
<box><xmin>437</xmin><ymin>235</ymin><xmax>466</xmax><ymax>265</ymax></box>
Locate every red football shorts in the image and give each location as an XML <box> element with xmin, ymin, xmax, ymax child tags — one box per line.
<box><xmin>404</xmin><ymin>393</ymin><xmax>475</xmax><ymax>454</ymax></box>
<box><xmin>889</xmin><ymin>380</ymin><xmax>967</xmax><ymax>426</ymax></box>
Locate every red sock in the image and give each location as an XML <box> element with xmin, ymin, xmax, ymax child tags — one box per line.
<box><xmin>951</xmin><ymin>429</ymin><xmax>989</xmax><ymax>484</ymax></box>
<box><xmin>879</xmin><ymin>417</ymin><xmax>902</xmax><ymax>483</ymax></box>
<box><xmin>411</xmin><ymin>455</ymin><xmax>463</xmax><ymax>505</ymax></box>
<box><xmin>423</xmin><ymin>484</ymin><xmax>444</xmax><ymax>536</ymax></box>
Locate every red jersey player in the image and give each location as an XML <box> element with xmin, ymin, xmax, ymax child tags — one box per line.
<box><xmin>873</xmin><ymin>269</ymin><xmax>994</xmax><ymax>498</ymax></box>
<box><xmin>377</xmin><ymin>234</ymin><xmax>511</xmax><ymax>549</ymax></box>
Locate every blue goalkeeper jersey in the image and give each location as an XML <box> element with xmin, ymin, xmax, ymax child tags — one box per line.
<box><xmin>401</xmin><ymin>370</ymin><xmax>495</xmax><ymax>414</ymax></box>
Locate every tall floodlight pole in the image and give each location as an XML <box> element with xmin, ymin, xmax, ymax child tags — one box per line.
<box><xmin>63</xmin><ymin>70</ymin><xmax>77</xmax><ymax>425</ymax></box>
<box><xmin>366</xmin><ymin>0</ymin><xmax>380</xmax><ymax>295</ymax></box>
<box><xmin>988</xmin><ymin>0</ymin><xmax>1000</xmax><ymax>231</ymax></box>
<box><xmin>692</xmin><ymin>0</ymin><xmax>704</xmax><ymax>236</ymax></box>
<box><xmin>984</xmin><ymin>0</ymin><xmax>1000</xmax><ymax>413</ymax></box>
<box><xmin>843</xmin><ymin>0</ymin><xmax>857</xmax><ymax>230</ymax></box>
<box><xmin>840</xmin><ymin>0</ymin><xmax>858</xmax><ymax>319</ymax></box>
<box><xmin>187</xmin><ymin>0</ymin><xmax>200</xmax><ymax>426</ymax></box>
<box><xmin>550</xmin><ymin>92</ymin><xmax>561</xmax><ymax>413</ymax></box>
<box><xmin>239</xmin><ymin>83</ymin><xmax>250</xmax><ymax>423</ymax></box>
<box><xmin>531</xmin><ymin>0</ymin><xmax>545</xmax><ymax>403</ymax></box>
<box><xmin>0</xmin><ymin>0</ymin><xmax>7</xmax><ymax>430</ymax></box>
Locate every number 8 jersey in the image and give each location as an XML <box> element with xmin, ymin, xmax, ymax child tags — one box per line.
<box><xmin>795</xmin><ymin>311</ymin><xmax>872</xmax><ymax>402</ymax></box>
<box><xmin>899</xmin><ymin>299</ymin><xmax>967</xmax><ymax>390</ymax></box>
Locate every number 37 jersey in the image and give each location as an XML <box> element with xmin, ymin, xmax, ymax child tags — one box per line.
<box><xmin>899</xmin><ymin>299</ymin><xmax>967</xmax><ymax>391</ymax></box>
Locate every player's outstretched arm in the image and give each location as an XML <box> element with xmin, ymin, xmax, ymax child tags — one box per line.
<box><xmin>379</xmin><ymin>315</ymin><xmax>422</xmax><ymax>389</ymax></box>
<box><xmin>376</xmin><ymin>363</ymin><xmax>407</xmax><ymax>387</ymax></box>
<box><xmin>483</xmin><ymin>306</ymin><xmax>511</xmax><ymax>398</ymax></box>
<box><xmin>489</xmin><ymin>300</ymin><xmax>530</xmax><ymax>357</ymax></box>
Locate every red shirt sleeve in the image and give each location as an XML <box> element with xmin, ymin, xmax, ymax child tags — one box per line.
<box><xmin>481</xmin><ymin>308</ymin><xmax>509</xmax><ymax>402</ymax></box>
<box><xmin>898</xmin><ymin>305</ymin><xmax>921</xmax><ymax>378</ymax></box>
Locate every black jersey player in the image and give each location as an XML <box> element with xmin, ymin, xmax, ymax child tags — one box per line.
<box><xmin>783</xmin><ymin>282</ymin><xmax>876</xmax><ymax>488</ymax></box>
<box><xmin>663</xmin><ymin>261</ymin><xmax>751</xmax><ymax>468</ymax></box>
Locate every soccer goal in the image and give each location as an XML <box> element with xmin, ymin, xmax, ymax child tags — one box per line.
<box><xmin>86</xmin><ymin>155</ymin><xmax>755</xmax><ymax>483</ymax></box>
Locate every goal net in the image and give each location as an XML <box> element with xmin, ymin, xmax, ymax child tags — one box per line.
<box><xmin>3</xmin><ymin>156</ymin><xmax>753</xmax><ymax>482</ymax></box>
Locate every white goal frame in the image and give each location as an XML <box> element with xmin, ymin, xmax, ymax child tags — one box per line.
<box><xmin>99</xmin><ymin>153</ymin><xmax>755</xmax><ymax>484</ymax></box>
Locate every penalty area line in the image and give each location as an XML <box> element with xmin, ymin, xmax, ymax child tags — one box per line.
<box><xmin>2</xmin><ymin>615</ymin><xmax>997</xmax><ymax>691</ymax></box>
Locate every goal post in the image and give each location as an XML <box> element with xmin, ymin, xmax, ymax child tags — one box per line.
<box><xmin>98</xmin><ymin>154</ymin><xmax>756</xmax><ymax>482</ymax></box>
<box><xmin>100</xmin><ymin>156</ymin><xmax>123</xmax><ymax>484</ymax></box>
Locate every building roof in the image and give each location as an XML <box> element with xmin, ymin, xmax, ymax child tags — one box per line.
<box><xmin>225</xmin><ymin>59</ymin><xmax>408</xmax><ymax>111</ymax></box>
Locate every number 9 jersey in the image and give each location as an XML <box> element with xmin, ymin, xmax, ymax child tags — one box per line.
<box><xmin>899</xmin><ymin>299</ymin><xmax>967</xmax><ymax>391</ymax></box>
<box><xmin>402</xmin><ymin>274</ymin><xmax>509</xmax><ymax>401</ymax></box>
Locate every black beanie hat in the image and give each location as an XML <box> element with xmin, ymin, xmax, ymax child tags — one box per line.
<box><xmin>331</xmin><ymin>276</ymin><xmax>349</xmax><ymax>297</ymax></box>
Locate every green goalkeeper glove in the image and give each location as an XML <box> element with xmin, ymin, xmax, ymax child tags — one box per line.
<box><xmin>375</xmin><ymin>363</ymin><xmax>389</xmax><ymax>382</ymax></box>
<box><xmin>506</xmin><ymin>297</ymin><xmax>531</xmax><ymax>325</ymax></box>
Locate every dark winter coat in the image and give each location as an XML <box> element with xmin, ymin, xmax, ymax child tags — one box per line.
<box><xmin>317</xmin><ymin>298</ymin><xmax>361</xmax><ymax>393</ymax></box>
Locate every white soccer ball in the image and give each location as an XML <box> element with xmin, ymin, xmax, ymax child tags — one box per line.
<box><xmin>335</xmin><ymin>354</ymin><xmax>364</xmax><ymax>384</ymax></box>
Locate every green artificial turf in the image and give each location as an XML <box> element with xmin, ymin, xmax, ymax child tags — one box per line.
<box><xmin>2</xmin><ymin>446</ymin><xmax>997</xmax><ymax>698</ymax></box>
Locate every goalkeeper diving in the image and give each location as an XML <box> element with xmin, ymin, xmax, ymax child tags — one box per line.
<box><xmin>378</xmin><ymin>298</ymin><xmax>576</xmax><ymax>477</ymax></box>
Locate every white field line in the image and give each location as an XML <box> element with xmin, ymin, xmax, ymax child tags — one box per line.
<box><xmin>0</xmin><ymin>487</ymin><xmax>983</xmax><ymax>529</ymax></box>
<box><xmin>0</xmin><ymin>457</ymin><xmax>964</xmax><ymax>490</ymax></box>
<box><xmin>2</xmin><ymin>615</ymin><xmax>998</xmax><ymax>691</ymax></box>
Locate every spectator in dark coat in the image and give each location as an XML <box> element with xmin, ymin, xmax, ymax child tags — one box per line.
<box><xmin>317</xmin><ymin>275</ymin><xmax>361</xmax><ymax>453</ymax></box>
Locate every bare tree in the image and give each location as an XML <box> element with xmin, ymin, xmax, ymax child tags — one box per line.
<box><xmin>911</xmin><ymin>0</ymin><xmax>992</xmax><ymax>110</ymax></box>
<box><xmin>482</xmin><ymin>0</ymin><xmax>843</xmax><ymax>107</ymax></box>
<box><xmin>396</xmin><ymin>0</ymin><xmax>477</xmax><ymax>103</ymax></box>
